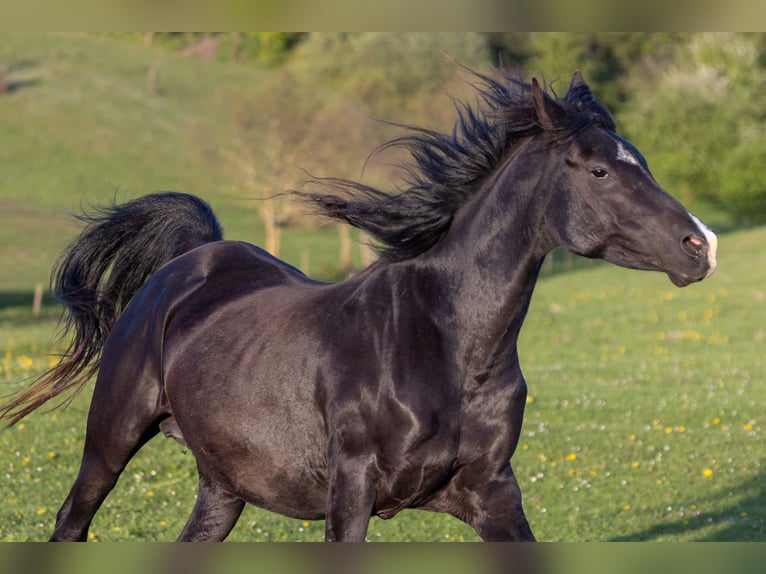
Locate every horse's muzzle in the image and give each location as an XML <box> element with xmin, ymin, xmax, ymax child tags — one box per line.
<box><xmin>685</xmin><ymin>214</ymin><xmax>719</xmax><ymax>279</ymax></box>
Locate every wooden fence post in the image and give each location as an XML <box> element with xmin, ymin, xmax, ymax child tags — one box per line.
<box><xmin>32</xmin><ymin>283</ymin><xmax>43</xmax><ymax>318</ymax></box>
<box><xmin>339</xmin><ymin>225</ymin><xmax>352</xmax><ymax>271</ymax></box>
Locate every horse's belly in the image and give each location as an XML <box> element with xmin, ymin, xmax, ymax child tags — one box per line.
<box><xmin>187</xmin><ymin>433</ymin><xmax>329</xmax><ymax>519</ymax></box>
<box><xmin>165</xmin><ymin>327</ymin><xmax>332</xmax><ymax>518</ymax></box>
<box><xmin>168</xmin><ymin>377</ymin><xmax>330</xmax><ymax>519</ymax></box>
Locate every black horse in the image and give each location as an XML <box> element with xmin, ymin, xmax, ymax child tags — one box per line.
<box><xmin>1</xmin><ymin>71</ymin><xmax>717</xmax><ymax>541</ymax></box>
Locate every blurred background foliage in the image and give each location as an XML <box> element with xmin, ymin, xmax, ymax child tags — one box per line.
<box><xmin>2</xmin><ymin>32</ymin><xmax>765</xmax><ymax>266</ymax></box>
<box><xmin>105</xmin><ymin>32</ymin><xmax>766</xmax><ymax>228</ymax></box>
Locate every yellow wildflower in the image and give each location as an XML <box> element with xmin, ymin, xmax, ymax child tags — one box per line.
<box><xmin>17</xmin><ymin>355</ymin><xmax>34</xmax><ymax>370</ymax></box>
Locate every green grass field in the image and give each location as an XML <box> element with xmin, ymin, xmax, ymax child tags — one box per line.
<box><xmin>2</xmin><ymin>225</ymin><xmax>764</xmax><ymax>542</ymax></box>
<box><xmin>1</xmin><ymin>34</ymin><xmax>765</xmax><ymax>542</ymax></box>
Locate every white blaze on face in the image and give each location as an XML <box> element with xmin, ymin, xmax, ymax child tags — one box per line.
<box><xmin>615</xmin><ymin>141</ymin><xmax>641</xmax><ymax>167</ymax></box>
<box><xmin>688</xmin><ymin>213</ymin><xmax>718</xmax><ymax>277</ymax></box>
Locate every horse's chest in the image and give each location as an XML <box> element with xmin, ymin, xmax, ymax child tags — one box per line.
<box><xmin>348</xmin><ymin>398</ymin><xmax>461</xmax><ymax>517</ymax></box>
<box><xmin>372</xmin><ymin>435</ymin><xmax>460</xmax><ymax>518</ymax></box>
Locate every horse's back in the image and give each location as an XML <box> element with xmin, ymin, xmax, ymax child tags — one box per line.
<box><xmin>167</xmin><ymin>239</ymin><xmax>315</xmax><ymax>293</ymax></box>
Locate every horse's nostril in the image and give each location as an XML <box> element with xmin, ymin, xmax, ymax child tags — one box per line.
<box><xmin>682</xmin><ymin>234</ymin><xmax>706</xmax><ymax>257</ymax></box>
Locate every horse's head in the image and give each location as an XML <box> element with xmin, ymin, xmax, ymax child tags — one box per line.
<box><xmin>536</xmin><ymin>72</ymin><xmax>717</xmax><ymax>287</ymax></box>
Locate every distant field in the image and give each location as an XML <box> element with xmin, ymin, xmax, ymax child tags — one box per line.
<box><xmin>0</xmin><ymin>33</ymin><xmax>365</xmax><ymax>292</ymax></box>
<box><xmin>1</xmin><ymin>224</ymin><xmax>764</xmax><ymax>541</ymax></box>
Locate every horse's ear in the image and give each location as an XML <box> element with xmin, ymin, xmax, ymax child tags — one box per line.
<box><xmin>569</xmin><ymin>69</ymin><xmax>586</xmax><ymax>91</ymax></box>
<box><xmin>531</xmin><ymin>77</ymin><xmax>563</xmax><ymax>130</ymax></box>
<box><xmin>566</xmin><ymin>70</ymin><xmax>595</xmax><ymax>106</ymax></box>
<box><xmin>565</xmin><ymin>70</ymin><xmax>617</xmax><ymax>130</ymax></box>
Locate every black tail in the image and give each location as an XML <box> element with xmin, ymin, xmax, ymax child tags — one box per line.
<box><xmin>0</xmin><ymin>192</ymin><xmax>223</xmax><ymax>425</ymax></box>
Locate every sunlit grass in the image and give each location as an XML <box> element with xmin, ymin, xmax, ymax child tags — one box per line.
<box><xmin>513</xmin><ymin>225</ymin><xmax>766</xmax><ymax>541</ymax></box>
<box><xmin>2</xmin><ymin>226</ymin><xmax>765</xmax><ymax>541</ymax></box>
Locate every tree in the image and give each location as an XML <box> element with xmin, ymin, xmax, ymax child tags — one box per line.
<box><xmin>719</xmin><ymin>138</ymin><xmax>766</xmax><ymax>225</ymax></box>
<box><xmin>282</xmin><ymin>33</ymin><xmax>497</xmax><ymax>268</ymax></box>
<box><xmin>290</xmin><ymin>33</ymin><xmax>492</xmax><ymax>120</ymax></box>
<box><xmin>617</xmin><ymin>33</ymin><xmax>766</xmax><ymax>225</ymax></box>
<box><xmin>226</xmin><ymin>69</ymin><xmax>316</xmax><ymax>256</ymax></box>
<box><xmin>522</xmin><ymin>33</ymin><xmax>682</xmax><ymax>111</ymax></box>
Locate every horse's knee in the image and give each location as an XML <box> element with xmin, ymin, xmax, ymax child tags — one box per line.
<box><xmin>178</xmin><ymin>474</ymin><xmax>245</xmax><ymax>541</ymax></box>
<box><xmin>447</xmin><ymin>468</ymin><xmax>535</xmax><ymax>542</ymax></box>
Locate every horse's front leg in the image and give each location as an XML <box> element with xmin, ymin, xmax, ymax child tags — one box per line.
<box><xmin>446</xmin><ymin>367</ymin><xmax>535</xmax><ymax>541</ymax></box>
<box><xmin>466</xmin><ymin>466</ymin><xmax>536</xmax><ymax>541</ymax></box>
<box><xmin>324</xmin><ymin>455</ymin><xmax>378</xmax><ymax>542</ymax></box>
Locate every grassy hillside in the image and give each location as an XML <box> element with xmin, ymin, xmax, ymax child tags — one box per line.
<box><xmin>0</xmin><ymin>33</ymin><xmax>359</xmax><ymax>293</ymax></box>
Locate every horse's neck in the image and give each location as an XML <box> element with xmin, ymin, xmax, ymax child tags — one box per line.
<box><xmin>446</xmin><ymin>247</ymin><xmax>546</xmax><ymax>375</ymax></box>
<box><xmin>422</xmin><ymin>160</ymin><xmax>554</xmax><ymax>374</ymax></box>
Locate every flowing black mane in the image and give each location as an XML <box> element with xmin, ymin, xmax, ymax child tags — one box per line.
<box><xmin>301</xmin><ymin>70</ymin><xmax>616</xmax><ymax>262</ymax></box>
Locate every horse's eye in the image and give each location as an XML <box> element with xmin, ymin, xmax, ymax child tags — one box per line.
<box><xmin>591</xmin><ymin>168</ymin><xmax>609</xmax><ymax>179</ymax></box>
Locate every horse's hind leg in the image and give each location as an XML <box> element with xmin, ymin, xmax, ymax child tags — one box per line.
<box><xmin>177</xmin><ymin>472</ymin><xmax>245</xmax><ymax>541</ymax></box>
<box><xmin>50</xmin><ymin>368</ymin><xmax>164</xmax><ymax>541</ymax></box>
<box><xmin>50</xmin><ymin>424</ymin><xmax>159</xmax><ymax>541</ymax></box>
